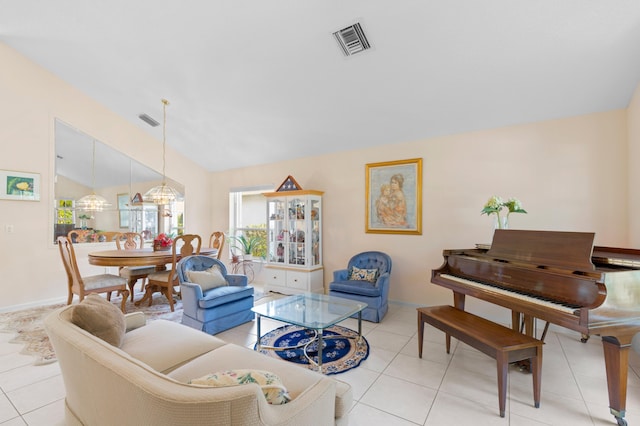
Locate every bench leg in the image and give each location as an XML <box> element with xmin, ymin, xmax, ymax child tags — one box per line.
<box><xmin>418</xmin><ymin>310</ymin><xmax>452</xmax><ymax>356</ymax></box>
<box><xmin>417</xmin><ymin>310</ymin><xmax>424</xmax><ymax>358</ymax></box>
<box><xmin>532</xmin><ymin>349</ymin><xmax>542</xmax><ymax>408</ymax></box>
<box><xmin>496</xmin><ymin>352</ymin><xmax>507</xmax><ymax>418</ymax></box>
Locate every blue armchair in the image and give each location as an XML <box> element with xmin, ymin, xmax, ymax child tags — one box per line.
<box><xmin>328</xmin><ymin>251</ymin><xmax>392</xmax><ymax>322</ymax></box>
<box><xmin>177</xmin><ymin>255</ymin><xmax>254</xmax><ymax>335</ymax></box>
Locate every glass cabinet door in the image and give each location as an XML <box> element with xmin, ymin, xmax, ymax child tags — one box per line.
<box><xmin>130</xmin><ymin>204</ymin><xmax>158</xmax><ymax>238</ymax></box>
<box><xmin>310</xmin><ymin>197</ymin><xmax>321</xmax><ymax>266</ymax></box>
<box><xmin>267</xmin><ymin>197</ymin><xmax>286</xmax><ymax>264</ymax></box>
<box><xmin>288</xmin><ymin>197</ymin><xmax>306</xmax><ymax>266</ymax></box>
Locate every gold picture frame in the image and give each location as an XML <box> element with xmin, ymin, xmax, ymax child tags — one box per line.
<box><xmin>365</xmin><ymin>158</ymin><xmax>422</xmax><ymax>235</ymax></box>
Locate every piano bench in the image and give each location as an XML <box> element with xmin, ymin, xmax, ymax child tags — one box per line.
<box><xmin>417</xmin><ymin>305</ymin><xmax>543</xmax><ymax>418</ymax></box>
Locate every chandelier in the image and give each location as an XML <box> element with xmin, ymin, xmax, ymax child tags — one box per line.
<box><xmin>144</xmin><ymin>99</ymin><xmax>181</xmax><ymax>204</ymax></box>
<box><xmin>76</xmin><ymin>140</ymin><xmax>111</xmax><ymax>211</ymax></box>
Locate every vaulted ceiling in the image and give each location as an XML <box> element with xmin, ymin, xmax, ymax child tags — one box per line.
<box><xmin>3</xmin><ymin>1</ymin><xmax>640</xmax><ymax>172</ymax></box>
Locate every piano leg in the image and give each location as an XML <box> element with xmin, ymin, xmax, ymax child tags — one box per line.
<box><xmin>601</xmin><ymin>335</ymin><xmax>632</xmax><ymax>426</ymax></box>
<box><xmin>511</xmin><ymin>311</ymin><xmax>520</xmax><ymax>332</ymax></box>
<box><xmin>523</xmin><ymin>315</ymin><xmax>534</xmax><ymax>336</ymax></box>
<box><xmin>510</xmin><ymin>312</ymin><xmax>534</xmax><ymax>336</ymax></box>
<box><xmin>512</xmin><ymin>311</ymin><xmax>536</xmax><ymax>372</ymax></box>
<box><xmin>453</xmin><ymin>292</ymin><xmax>465</xmax><ymax>310</ymax></box>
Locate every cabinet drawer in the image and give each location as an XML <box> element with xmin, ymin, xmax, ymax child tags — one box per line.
<box><xmin>286</xmin><ymin>271</ymin><xmax>308</xmax><ymax>290</ymax></box>
<box><xmin>266</xmin><ymin>268</ymin><xmax>285</xmax><ymax>286</ymax></box>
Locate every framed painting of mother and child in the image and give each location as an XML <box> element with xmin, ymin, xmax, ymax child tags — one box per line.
<box><xmin>365</xmin><ymin>158</ymin><xmax>422</xmax><ymax>235</ymax></box>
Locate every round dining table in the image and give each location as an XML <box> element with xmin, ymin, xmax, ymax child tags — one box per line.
<box><xmin>87</xmin><ymin>247</ymin><xmax>218</xmax><ymax>267</ymax></box>
<box><xmin>88</xmin><ymin>247</ymin><xmax>218</xmax><ymax>308</ymax></box>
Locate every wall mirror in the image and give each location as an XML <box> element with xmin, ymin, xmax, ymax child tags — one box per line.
<box><xmin>54</xmin><ymin>119</ymin><xmax>185</xmax><ymax>243</ymax></box>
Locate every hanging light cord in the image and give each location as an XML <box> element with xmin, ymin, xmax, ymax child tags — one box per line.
<box><xmin>91</xmin><ymin>140</ymin><xmax>96</xmax><ymax>192</ymax></box>
<box><xmin>77</xmin><ymin>138</ymin><xmax>110</xmax><ymax>211</ymax></box>
<box><xmin>161</xmin><ymin>98</ymin><xmax>169</xmax><ymax>184</ymax></box>
<box><xmin>143</xmin><ymin>97</ymin><xmax>178</xmax><ymax>205</ymax></box>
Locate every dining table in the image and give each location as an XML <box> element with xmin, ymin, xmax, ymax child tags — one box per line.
<box><xmin>88</xmin><ymin>247</ymin><xmax>218</xmax><ymax>307</ymax></box>
<box><xmin>87</xmin><ymin>247</ymin><xmax>218</xmax><ymax>267</ymax></box>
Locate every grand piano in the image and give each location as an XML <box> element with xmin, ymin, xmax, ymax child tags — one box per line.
<box><xmin>432</xmin><ymin>230</ymin><xmax>640</xmax><ymax>426</ymax></box>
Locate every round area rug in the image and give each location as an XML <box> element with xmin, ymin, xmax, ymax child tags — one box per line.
<box><xmin>254</xmin><ymin>324</ymin><xmax>369</xmax><ymax>375</ymax></box>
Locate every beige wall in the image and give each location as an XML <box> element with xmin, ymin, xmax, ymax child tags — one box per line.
<box><xmin>1</xmin><ymin>40</ymin><xmax>637</xmax><ymax>324</ymax></box>
<box><xmin>628</xmin><ymin>84</ymin><xmax>640</xmax><ymax>247</ymax></box>
<box><xmin>211</xmin><ymin>109</ymin><xmax>630</xmax><ymax>320</ymax></box>
<box><xmin>0</xmin><ymin>43</ymin><xmax>211</xmax><ymax>310</ymax></box>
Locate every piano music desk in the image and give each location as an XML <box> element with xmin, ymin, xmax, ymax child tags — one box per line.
<box><xmin>417</xmin><ymin>305</ymin><xmax>543</xmax><ymax>418</ymax></box>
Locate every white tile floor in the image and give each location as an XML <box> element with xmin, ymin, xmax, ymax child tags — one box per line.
<box><xmin>1</xmin><ymin>292</ymin><xmax>639</xmax><ymax>426</ymax></box>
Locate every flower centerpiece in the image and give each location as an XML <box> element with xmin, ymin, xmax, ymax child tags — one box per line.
<box><xmin>153</xmin><ymin>233</ymin><xmax>174</xmax><ymax>251</ymax></box>
<box><xmin>481</xmin><ymin>196</ymin><xmax>527</xmax><ymax>229</ymax></box>
<box><xmin>78</xmin><ymin>213</ymin><xmax>93</xmax><ymax>230</ymax></box>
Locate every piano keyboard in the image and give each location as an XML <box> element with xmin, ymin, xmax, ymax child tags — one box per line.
<box><xmin>440</xmin><ymin>274</ymin><xmax>578</xmax><ymax>314</ymax></box>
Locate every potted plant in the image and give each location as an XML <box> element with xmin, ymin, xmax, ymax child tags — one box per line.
<box><xmin>229</xmin><ymin>234</ymin><xmax>261</xmax><ymax>260</ymax></box>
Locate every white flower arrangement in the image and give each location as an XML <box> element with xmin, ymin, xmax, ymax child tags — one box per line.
<box><xmin>481</xmin><ymin>196</ymin><xmax>527</xmax><ymax>229</ymax></box>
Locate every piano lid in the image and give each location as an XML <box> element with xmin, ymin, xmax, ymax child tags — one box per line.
<box><xmin>487</xmin><ymin>230</ymin><xmax>596</xmax><ymax>272</ymax></box>
<box><xmin>593</xmin><ymin>246</ymin><xmax>640</xmax><ymax>269</ymax></box>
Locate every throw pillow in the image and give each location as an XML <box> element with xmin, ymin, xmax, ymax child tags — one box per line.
<box><xmin>187</xmin><ymin>265</ymin><xmax>228</xmax><ymax>291</ymax></box>
<box><xmin>348</xmin><ymin>266</ymin><xmax>378</xmax><ymax>282</ymax></box>
<box><xmin>71</xmin><ymin>294</ymin><xmax>126</xmax><ymax>347</ymax></box>
<box><xmin>189</xmin><ymin>369</ymin><xmax>291</xmax><ymax>405</ymax></box>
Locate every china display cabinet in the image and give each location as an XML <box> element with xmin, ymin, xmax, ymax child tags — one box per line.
<box><xmin>263</xmin><ymin>189</ymin><xmax>323</xmax><ymax>294</ymax></box>
<box><xmin>129</xmin><ymin>203</ymin><xmax>159</xmax><ymax>239</ymax></box>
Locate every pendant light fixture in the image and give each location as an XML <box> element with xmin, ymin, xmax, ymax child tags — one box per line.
<box><xmin>76</xmin><ymin>140</ymin><xmax>112</xmax><ymax>211</ymax></box>
<box><xmin>144</xmin><ymin>98</ymin><xmax>181</xmax><ymax>205</ymax></box>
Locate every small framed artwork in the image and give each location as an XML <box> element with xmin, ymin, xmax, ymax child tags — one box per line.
<box><xmin>365</xmin><ymin>158</ymin><xmax>422</xmax><ymax>235</ymax></box>
<box><xmin>0</xmin><ymin>170</ymin><xmax>40</xmax><ymax>201</ymax></box>
<box><xmin>117</xmin><ymin>193</ymin><xmax>130</xmax><ymax>228</ymax></box>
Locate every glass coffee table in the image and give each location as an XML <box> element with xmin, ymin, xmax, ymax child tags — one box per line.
<box><xmin>252</xmin><ymin>293</ymin><xmax>367</xmax><ymax>371</ymax></box>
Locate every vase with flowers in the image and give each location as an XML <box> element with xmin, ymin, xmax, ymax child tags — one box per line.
<box><xmin>481</xmin><ymin>196</ymin><xmax>527</xmax><ymax>230</ymax></box>
<box><xmin>78</xmin><ymin>214</ymin><xmax>93</xmax><ymax>230</ymax></box>
<box><xmin>153</xmin><ymin>233</ymin><xmax>174</xmax><ymax>251</ymax></box>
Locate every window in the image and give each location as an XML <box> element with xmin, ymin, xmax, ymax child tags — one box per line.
<box><xmin>229</xmin><ymin>185</ymin><xmax>272</xmax><ymax>260</ymax></box>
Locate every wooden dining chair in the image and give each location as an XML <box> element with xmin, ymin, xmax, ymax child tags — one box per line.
<box><xmin>57</xmin><ymin>236</ymin><xmax>129</xmax><ymax>312</ymax></box>
<box><xmin>68</xmin><ymin>229</ymin><xmax>119</xmax><ymax>244</ymax></box>
<box><xmin>138</xmin><ymin>234</ymin><xmax>202</xmax><ymax>312</ymax></box>
<box><xmin>115</xmin><ymin>232</ymin><xmax>156</xmax><ymax>301</ymax></box>
<box><xmin>68</xmin><ymin>229</ymin><xmax>92</xmax><ymax>243</ymax></box>
<box><xmin>97</xmin><ymin>231</ymin><xmax>120</xmax><ymax>242</ymax></box>
<box><xmin>209</xmin><ymin>231</ymin><xmax>225</xmax><ymax>259</ymax></box>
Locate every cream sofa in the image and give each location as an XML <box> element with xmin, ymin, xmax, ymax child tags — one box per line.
<box><xmin>44</xmin><ymin>303</ymin><xmax>352</xmax><ymax>426</ymax></box>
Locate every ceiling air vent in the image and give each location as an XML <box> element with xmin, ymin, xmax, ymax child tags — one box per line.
<box><xmin>333</xmin><ymin>22</ymin><xmax>370</xmax><ymax>57</ymax></box>
<box><xmin>138</xmin><ymin>113</ymin><xmax>160</xmax><ymax>127</ymax></box>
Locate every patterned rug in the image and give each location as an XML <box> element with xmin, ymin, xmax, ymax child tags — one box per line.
<box><xmin>0</xmin><ymin>292</ymin><xmax>184</xmax><ymax>366</ymax></box>
<box><xmin>254</xmin><ymin>324</ymin><xmax>369</xmax><ymax>375</ymax></box>
<box><xmin>0</xmin><ymin>290</ymin><xmax>272</xmax><ymax>366</ymax></box>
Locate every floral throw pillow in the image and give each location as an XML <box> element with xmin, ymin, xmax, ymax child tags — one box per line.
<box><xmin>348</xmin><ymin>266</ymin><xmax>378</xmax><ymax>283</ymax></box>
<box><xmin>189</xmin><ymin>369</ymin><xmax>291</xmax><ymax>405</ymax></box>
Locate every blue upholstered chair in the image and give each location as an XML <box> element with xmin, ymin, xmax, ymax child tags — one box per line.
<box><xmin>177</xmin><ymin>255</ymin><xmax>254</xmax><ymax>335</ymax></box>
<box><xmin>328</xmin><ymin>251</ymin><xmax>392</xmax><ymax>322</ymax></box>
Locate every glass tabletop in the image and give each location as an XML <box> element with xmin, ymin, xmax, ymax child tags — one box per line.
<box><xmin>252</xmin><ymin>293</ymin><xmax>367</xmax><ymax>330</ymax></box>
